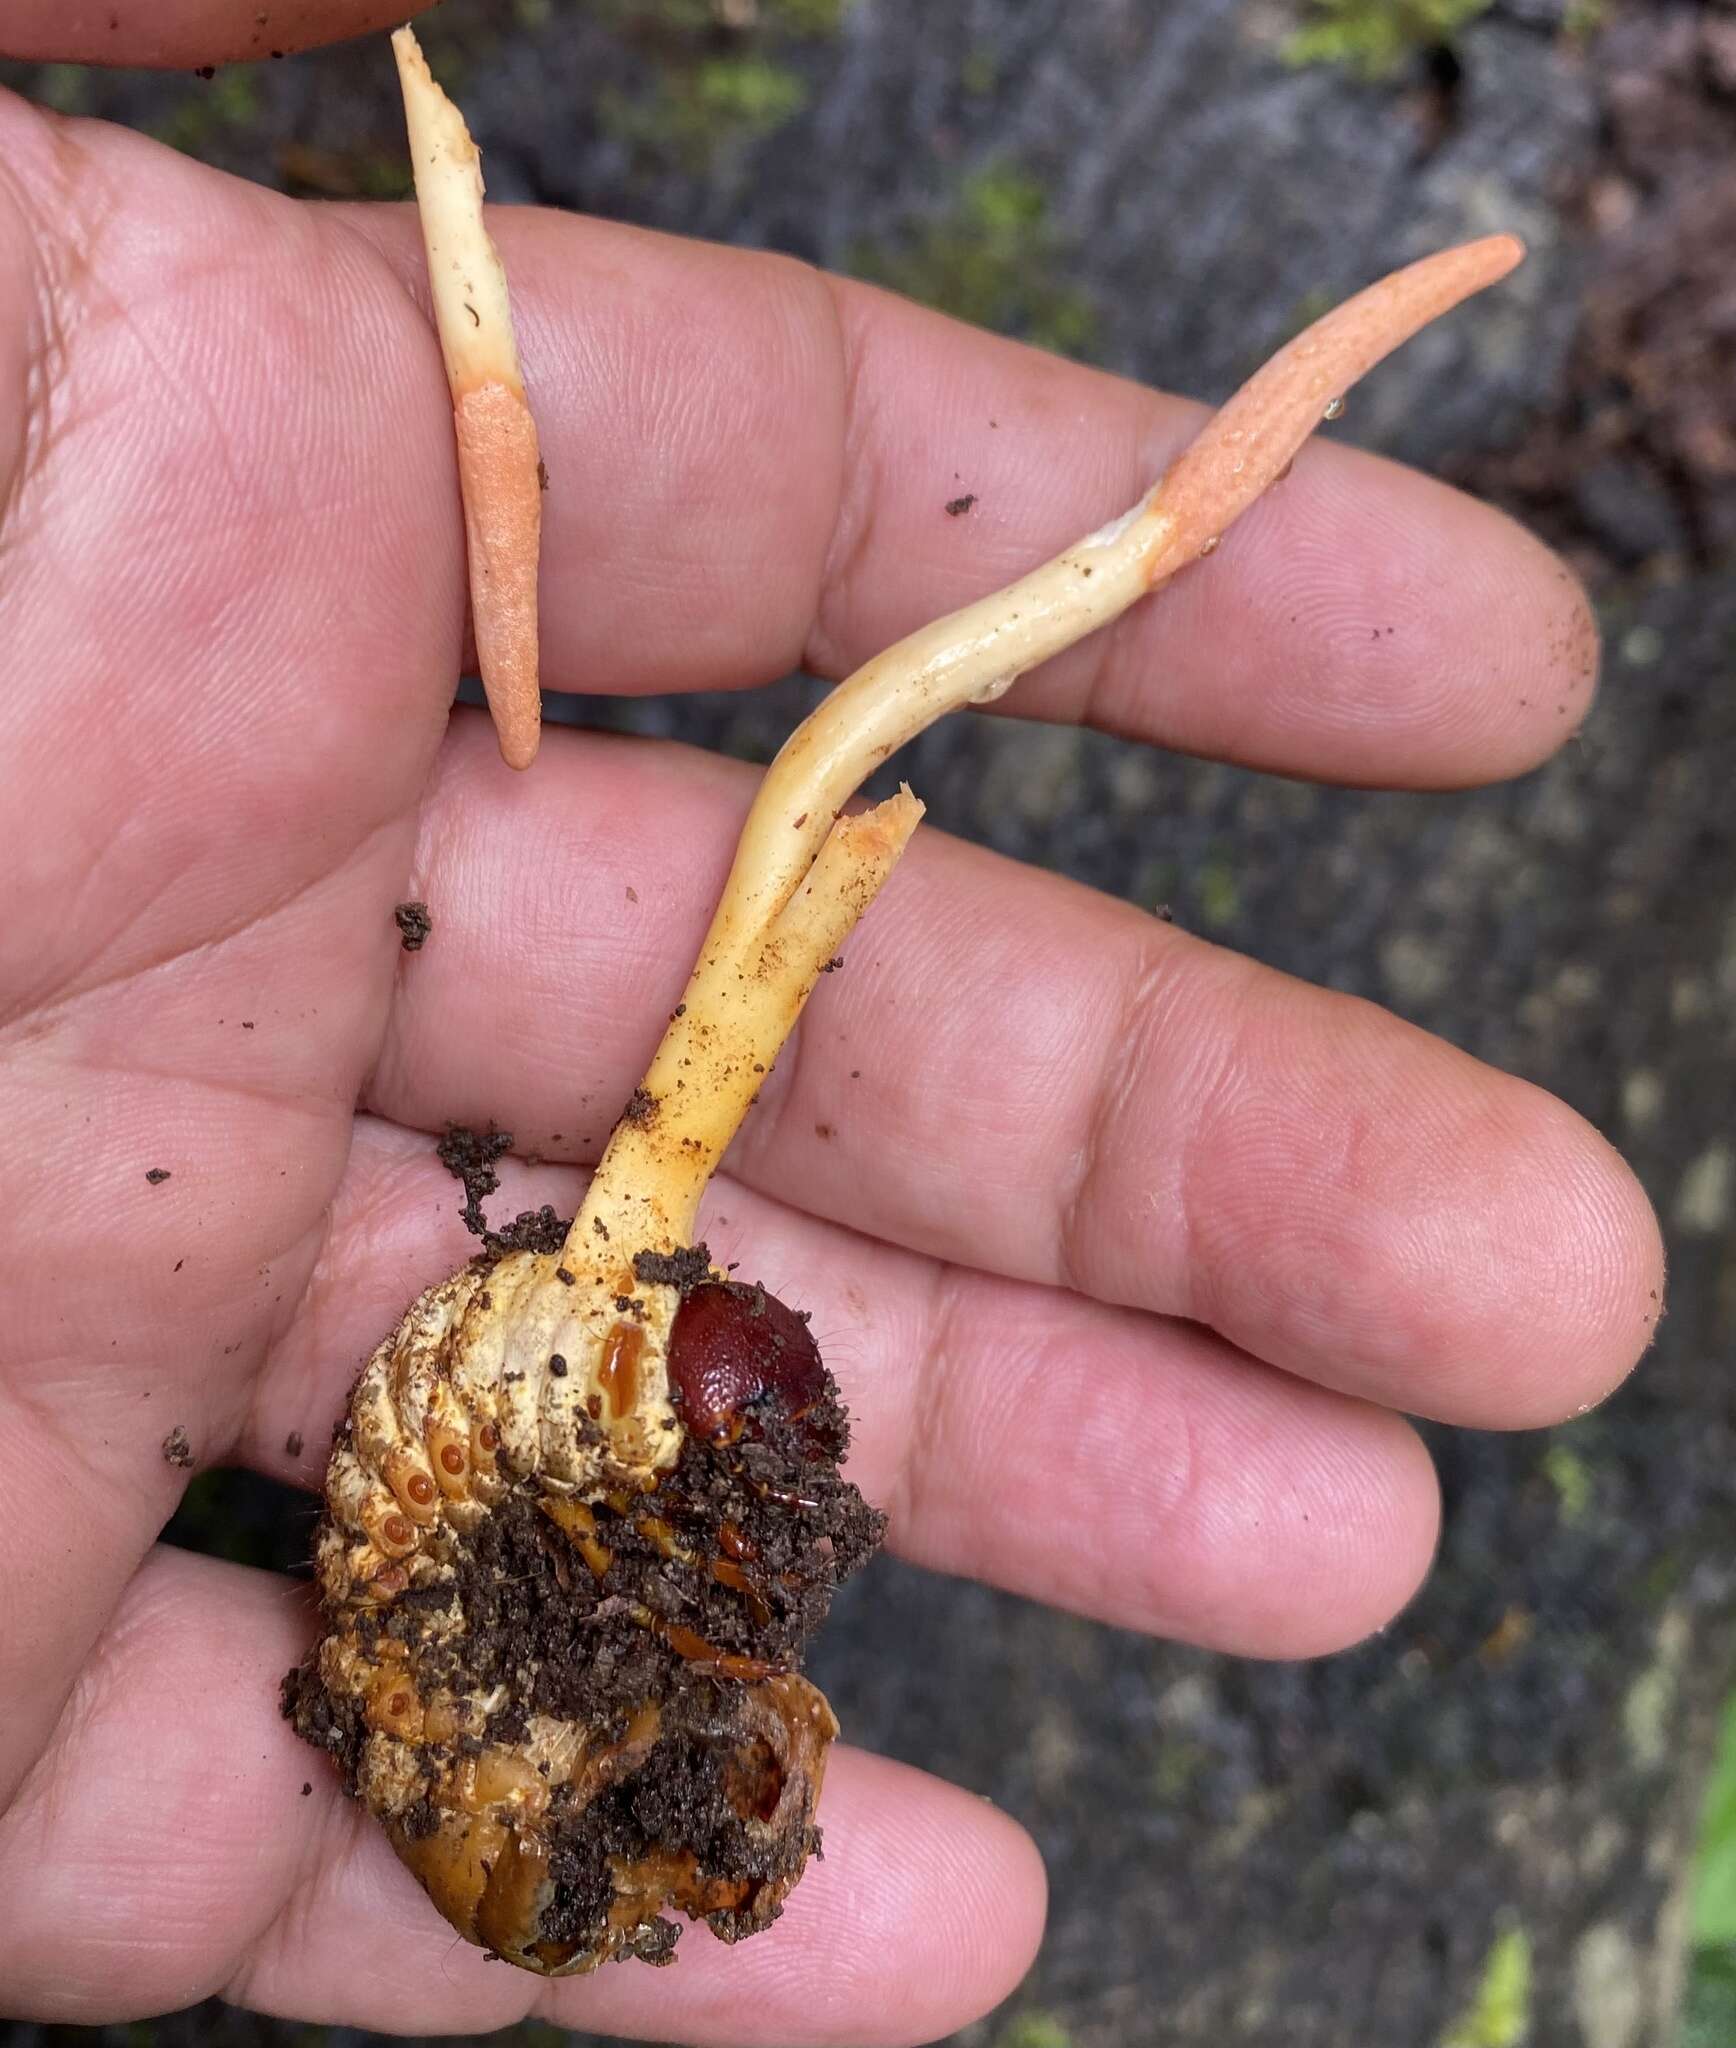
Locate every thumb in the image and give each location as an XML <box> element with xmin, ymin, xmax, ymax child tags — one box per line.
<box><xmin>2</xmin><ymin>1</ymin><xmax>435</xmax><ymax>68</ymax></box>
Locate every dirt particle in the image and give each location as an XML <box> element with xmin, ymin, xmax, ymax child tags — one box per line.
<box><xmin>437</xmin><ymin>1126</ymin><xmax>568</xmax><ymax>1255</ymax></box>
<box><xmin>162</xmin><ymin>1426</ymin><xmax>194</xmax><ymax>1469</ymax></box>
<box><xmin>145</xmin><ymin>1167</ymin><xmax>171</xmax><ymax>1185</ymax></box>
<box><xmin>623</xmin><ymin>1088</ymin><xmax>659</xmax><ymax>1129</ymax></box>
<box><xmin>549</xmin><ymin>1354</ymin><xmax>568</xmax><ymax>1378</ymax></box>
<box><xmin>945</xmin><ymin>493</ymin><xmax>977</xmax><ymax>516</ymax></box>
<box><xmin>633</xmin><ymin>1243</ymin><xmax>715</xmax><ymax>1294</ymax></box>
<box><xmin>815</xmin><ymin>1123</ymin><xmax>834</xmax><ymax>1141</ymax></box>
<box><xmin>285</xmin><ymin>1431</ymin><xmax>304</xmax><ymax>1458</ymax></box>
<box><xmin>437</xmin><ymin>1125</ymin><xmax>512</xmax><ymax>1237</ymax></box>
<box><xmin>301</xmin><ymin>1782</ymin><xmax>312</xmax><ymax>1796</ymax></box>
<box><xmin>394</xmin><ymin>901</ymin><xmax>433</xmax><ymax>952</ymax></box>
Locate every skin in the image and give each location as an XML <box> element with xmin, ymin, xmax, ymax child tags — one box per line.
<box><xmin>0</xmin><ymin>6</ymin><xmax>1663</xmax><ymax>2042</ymax></box>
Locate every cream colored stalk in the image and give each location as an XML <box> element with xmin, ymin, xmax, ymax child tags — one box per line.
<box><xmin>574</xmin><ymin>233</ymin><xmax>1524</xmax><ymax>1260</ymax></box>
<box><xmin>394</xmin><ymin>25</ymin><xmax>543</xmax><ymax>771</ymax></box>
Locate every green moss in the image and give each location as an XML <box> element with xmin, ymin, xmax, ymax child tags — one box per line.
<box><xmin>587</xmin><ymin>0</ymin><xmax>847</xmax><ymax>172</ymax></box>
<box><xmin>1282</xmin><ymin>0</ymin><xmax>1494</xmax><ymax>80</ymax></box>
<box><xmin>1195</xmin><ymin>853</ymin><xmax>1242</xmax><ymax>930</ymax></box>
<box><xmin>1440</xmin><ymin>1925</ymin><xmax>1531</xmax><ymax>2048</ymax></box>
<box><xmin>960</xmin><ymin>46</ymin><xmax>999</xmax><ymax>96</ymax></box>
<box><xmin>600</xmin><ymin>55</ymin><xmax>808</xmax><ymax>168</ymax></box>
<box><xmin>998</xmin><ymin>2014</ymin><xmax>1073</xmax><ymax>2048</ymax></box>
<box><xmin>1686</xmin><ymin>1947</ymin><xmax>1736</xmax><ymax>2048</ymax></box>
<box><xmin>1280</xmin><ymin>285</ymin><xmax>1335</xmax><ymax>345</ymax></box>
<box><xmin>852</xmin><ymin>165</ymin><xmax>1098</xmax><ymax>359</ymax></box>
<box><xmin>209</xmin><ymin>66</ymin><xmax>260</xmax><ymax>125</ymax></box>
<box><xmin>1540</xmin><ymin>1443</ymin><xmax>1593</xmax><ymax>1525</ymax></box>
<box><xmin>1150</xmin><ymin>1738</ymin><xmax>1206</xmax><ymax>1802</ymax></box>
<box><xmin>32</xmin><ymin>63</ymin><xmax>91</xmax><ymax>114</ymax></box>
<box><xmin>1693</xmin><ymin>1691</ymin><xmax>1736</xmax><ymax>1947</ymax></box>
<box><xmin>598</xmin><ymin>0</ymin><xmax>851</xmax><ymax>34</ymax></box>
<box><xmin>1623</xmin><ymin>1611</ymin><xmax>1689</xmax><ymax>1773</ymax></box>
<box><xmin>759</xmin><ymin>0</ymin><xmax>852</xmax><ymax>32</ymax></box>
<box><xmin>149</xmin><ymin>64</ymin><xmax>261</xmax><ymax>159</ymax></box>
<box><xmin>355</xmin><ymin>153</ymin><xmax>416</xmax><ymax>201</ymax></box>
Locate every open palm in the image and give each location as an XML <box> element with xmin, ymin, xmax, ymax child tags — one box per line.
<box><xmin>0</xmin><ymin>9</ymin><xmax>1663</xmax><ymax>2042</ymax></box>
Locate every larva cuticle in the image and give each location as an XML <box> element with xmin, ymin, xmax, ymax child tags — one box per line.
<box><xmin>288</xmin><ymin>1238</ymin><xmax>882</xmax><ymax>1975</ymax></box>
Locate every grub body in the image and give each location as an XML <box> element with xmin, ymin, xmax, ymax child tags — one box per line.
<box><xmin>289</xmin><ymin>1261</ymin><xmax>881</xmax><ymax>1974</ymax></box>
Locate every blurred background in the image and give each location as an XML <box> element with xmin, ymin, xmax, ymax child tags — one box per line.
<box><xmin>3</xmin><ymin>2</ymin><xmax>1733</xmax><ymax>2043</ymax></box>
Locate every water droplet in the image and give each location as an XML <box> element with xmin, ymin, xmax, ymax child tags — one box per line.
<box><xmin>1322</xmin><ymin>396</ymin><xmax>1346</xmax><ymax>422</ymax></box>
<box><xmin>1198</xmin><ymin>536</ymin><xmax>1220</xmax><ymax>558</ymax></box>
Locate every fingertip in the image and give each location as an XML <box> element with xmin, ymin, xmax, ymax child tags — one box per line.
<box><xmin>1296</xmin><ymin>1404</ymin><xmax>1442</xmax><ymax>1656</ymax></box>
<box><xmin>1201</xmin><ymin>452</ymin><xmax>1603</xmax><ymax>789</ymax></box>
<box><xmin>1519</xmin><ymin>1104</ymin><xmax>1666</xmax><ymax>1425</ymax></box>
<box><xmin>804</xmin><ymin>1757</ymin><xmax>1049</xmax><ymax>2048</ymax></box>
<box><xmin>1441</xmin><ymin>501</ymin><xmax>1603</xmax><ymax>782</ymax></box>
<box><xmin>1403</xmin><ymin>1075</ymin><xmax>1665</xmax><ymax>1431</ymax></box>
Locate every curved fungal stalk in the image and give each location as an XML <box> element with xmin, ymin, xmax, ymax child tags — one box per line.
<box><xmin>395</xmin><ymin>25</ymin><xmax>543</xmax><ymax>771</ymax></box>
<box><xmin>576</xmin><ymin>233</ymin><xmax>1525</xmax><ymax>1257</ymax></box>
<box><xmin>288</xmin><ymin>234</ymin><xmax>1523</xmax><ymax>1977</ymax></box>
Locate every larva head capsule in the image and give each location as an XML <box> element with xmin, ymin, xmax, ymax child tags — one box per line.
<box><xmin>666</xmin><ymin>1281</ymin><xmax>833</xmax><ymax>1454</ymax></box>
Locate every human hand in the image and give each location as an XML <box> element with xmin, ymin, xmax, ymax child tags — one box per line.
<box><xmin>0</xmin><ymin>8</ymin><xmax>1663</xmax><ymax>2041</ymax></box>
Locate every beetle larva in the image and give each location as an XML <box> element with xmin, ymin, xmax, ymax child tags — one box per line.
<box><xmin>285</xmin><ymin>1242</ymin><xmax>883</xmax><ymax>1973</ymax></box>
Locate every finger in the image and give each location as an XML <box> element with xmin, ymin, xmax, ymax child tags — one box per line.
<box><xmin>369</xmin><ymin>714</ymin><xmax>1664</xmax><ymax>1431</ymax></box>
<box><xmin>1</xmin><ymin>1</ymin><xmax>429</xmax><ymax>66</ymax></box>
<box><xmin>250</xmin><ymin>1118</ymin><xmax>1440</xmax><ymax>1660</ymax></box>
<box><xmin>0</xmin><ymin>99</ymin><xmax>447</xmax><ymax>1797</ymax></box>
<box><xmin>0</xmin><ymin>1545</ymin><xmax>1044</xmax><ymax>2045</ymax></box>
<box><xmin>339</xmin><ymin>199</ymin><xmax>1598</xmax><ymax>788</ymax></box>
<box><xmin>0</xmin><ymin>86</ymin><xmax>1591</xmax><ymax>795</ymax></box>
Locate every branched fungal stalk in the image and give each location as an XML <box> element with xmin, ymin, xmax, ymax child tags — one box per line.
<box><xmin>395</xmin><ymin>26</ymin><xmax>544</xmax><ymax>771</ymax></box>
<box><xmin>287</xmin><ymin>225</ymin><xmax>1523</xmax><ymax>1976</ymax></box>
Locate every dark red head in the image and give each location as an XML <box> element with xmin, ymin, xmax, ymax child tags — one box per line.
<box><xmin>667</xmin><ymin>1282</ymin><xmax>831</xmax><ymax>1452</ymax></box>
